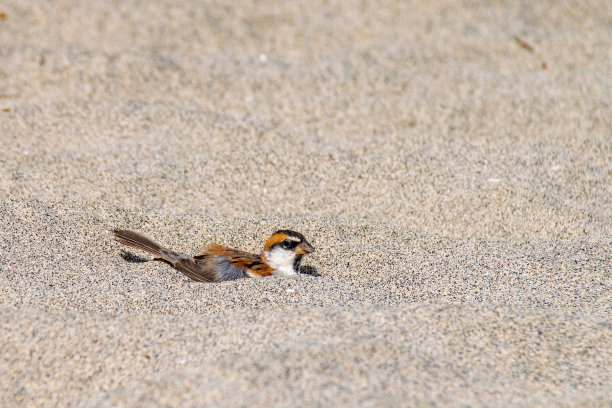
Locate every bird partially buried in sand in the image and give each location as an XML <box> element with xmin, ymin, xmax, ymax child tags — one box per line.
<box><xmin>112</xmin><ymin>229</ymin><xmax>315</xmax><ymax>282</ymax></box>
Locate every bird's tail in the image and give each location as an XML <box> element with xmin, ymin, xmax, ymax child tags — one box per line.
<box><xmin>111</xmin><ymin>229</ymin><xmax>185</xmax><ymax>263</ymax></box>
<box><xmin>111</xmin><ymin>228</ymin><xmax>217</xmax><ymax>282</ymax></box>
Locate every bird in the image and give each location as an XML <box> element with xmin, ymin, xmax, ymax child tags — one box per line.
<box><xmin>111</xmin><ymin>228</ymin><xmax>315</xmax><ymax>282</ymax></box>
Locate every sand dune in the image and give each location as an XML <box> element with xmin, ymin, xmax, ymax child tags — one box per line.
<box><xmin>1</xmin><ymin>0</ymin><xmax>611</xmax><ymax>406</ymax></box>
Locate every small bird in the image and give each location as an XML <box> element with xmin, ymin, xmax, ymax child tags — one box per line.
<box><xmin>112</xmin><ymin>228</ymin><xmax>315</xmax><ymax>282</ymax></box>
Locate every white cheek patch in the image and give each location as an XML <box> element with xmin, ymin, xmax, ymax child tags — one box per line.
<box><xmin>265</xmin><ymin>247</ymin><xmax>297</xmax><ymax>276</ymax></box>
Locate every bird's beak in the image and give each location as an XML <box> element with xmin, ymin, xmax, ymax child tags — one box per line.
<box><xmin>296</xmin><ymin>241</ymin><xmax>315</xmax><ymax>255</ymax></box>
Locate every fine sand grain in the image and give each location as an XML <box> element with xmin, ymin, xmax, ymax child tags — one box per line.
<box><xmin>1</xmin><ymin>0</ymin><xmax>611</xmax><ymax>406</ymax></box>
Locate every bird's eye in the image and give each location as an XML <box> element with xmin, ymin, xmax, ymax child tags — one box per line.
<box><xmin>282</xmin><ymin>239</ymin><xmax>296</xmax><ymax>249</ymax></box>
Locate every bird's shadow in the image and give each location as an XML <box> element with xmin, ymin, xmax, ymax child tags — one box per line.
<box><xmin>299</xmin><ymin>265</ymin><xmax>320</xmax><ymax>277</ymax></box>
<box><xmin>120</xmin><ymin>251</ymin><xmax>149</xmax><ymax>264</ymax></box>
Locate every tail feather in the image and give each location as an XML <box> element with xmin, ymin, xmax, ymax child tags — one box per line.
<box><xmin>112</xmin><ymin>229</ymin><xmax>167</xmax><ymax>259</ymax></box>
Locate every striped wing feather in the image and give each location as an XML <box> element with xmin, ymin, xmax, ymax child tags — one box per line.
<box><xmin>197</xmin><ymin>245</ymin><xmax>274</xmax><ymax>280</ymax></box>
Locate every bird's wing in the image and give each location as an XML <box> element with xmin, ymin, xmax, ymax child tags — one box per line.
<box><xmin>170</xmin><ymin>252</ymin><xmax>222</xmax><ymax>283</ymax></box>
<box><xmin>197</xmin><ymin>245</ymin><xmax>274</xmax><ymax>280</ymax></box>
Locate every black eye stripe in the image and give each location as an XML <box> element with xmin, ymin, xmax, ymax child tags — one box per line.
<box><xmin>281</xmin><ymin>239</ymin><xmax>299</xmax><ymax>249</ymax></box>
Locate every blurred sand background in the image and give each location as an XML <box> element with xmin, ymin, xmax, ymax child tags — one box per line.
<box><xmin>1</xmin><ymin>0</ymin><xmax>611</xmax><ymax>406</ymax></box>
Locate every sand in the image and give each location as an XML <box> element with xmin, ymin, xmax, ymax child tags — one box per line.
<box><xmin>1</xmin><ymin>0</ymin><xmax>611</xmax><ymax>406</ymax></box>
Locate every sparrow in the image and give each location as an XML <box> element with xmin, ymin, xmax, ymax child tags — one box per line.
<box><xmin>111</xmin><ymin>228</ymin><xmax>315</xmax><ymax>282</ymax></box>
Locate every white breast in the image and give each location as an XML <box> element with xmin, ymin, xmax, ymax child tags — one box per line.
<box><xmin>264</xmin><ymin>247</ymin><xmax>298</xmax><ymax>277</ymax></box>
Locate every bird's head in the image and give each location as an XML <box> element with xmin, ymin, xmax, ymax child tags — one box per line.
<box><xmin>262</xmin><ymin>230</ymin><xmax>315</xmax><ymax>276</ymax></box>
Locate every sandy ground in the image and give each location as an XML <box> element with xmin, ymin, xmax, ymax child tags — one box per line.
<box><xmin>1</xmin><ymin>0</ymin><xmax>611</xmax><ymax>406</ymax></box>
